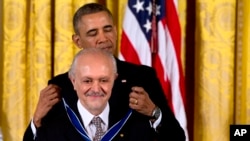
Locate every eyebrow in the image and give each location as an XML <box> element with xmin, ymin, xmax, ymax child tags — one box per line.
<box><xmin>86</xmin><ymin>25</ymin><xmax>113</xmax><ymax>34</ymax></box>
<box><xmin>103</xmin><ymin>25</ymin><xmax>113</xmax><ymax>29</ymax></box>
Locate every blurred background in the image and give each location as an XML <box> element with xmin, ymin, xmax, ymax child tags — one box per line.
<box><xmin>0</xmin><ymin>0</ymin><xmax>250</xmax><ymax>141</ymax></box>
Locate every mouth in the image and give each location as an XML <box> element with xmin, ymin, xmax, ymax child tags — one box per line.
<box><xmin>86</xmin><ymin>92</ymin><xmax>105</xmax><ymax>97</ymax></box>
<box><xmin>99</xmin><ymin>46</ymin><xmax>112</xmax><ymax>50</ymax></box>
<box><xmin>97</xmin><ymin>43</ymin><xmax>112</xmax><ymax>49</ymax></box>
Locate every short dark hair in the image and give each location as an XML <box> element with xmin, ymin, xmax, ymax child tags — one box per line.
<box><xmin>73</xmin><ymin>3</ymin><xmax>113</xmax><ymax>34</ymax></box>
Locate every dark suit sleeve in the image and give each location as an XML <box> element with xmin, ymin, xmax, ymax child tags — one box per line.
<box><xmin>23</xmin><ymin>79</ymin><xmax>55</xmax><ymax>141</ymax></box>
<box><xmin>23</xmin><ymin>122</ymin><xmax>35</xmax><ymax>141</ymax></box>
<box><xmin>138</xmin><ymin>66</ymin><xmax>186</xmax><ymax>141</ymax></box>
<box><xmin>23</xmin><ymin>73</ymin><xmax>70</xmax><ymax>141</ymax></box>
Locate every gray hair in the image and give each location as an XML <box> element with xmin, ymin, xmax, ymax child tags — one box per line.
<box><xmin>68</xmin><ymin>48</ymin><xmax>117</xmax><ymax>78</ymax></box>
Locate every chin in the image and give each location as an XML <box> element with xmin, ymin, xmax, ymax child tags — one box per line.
<box><xmin>91</xmin><ymin>105</ymin><xmax>105</xmax><ymax>113</ymax></box>
<box><xmin>100</xmin><ymin>47</ymin><xmax>113</xmax><ymax>53</ymax></box>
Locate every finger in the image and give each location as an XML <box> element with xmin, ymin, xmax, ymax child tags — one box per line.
<box><xmin>46</xmin><ymin>91</ymin><xmax>61</xmax><ymax>101</ymax></box>
<box><xmin>39</xmin><ymin>93</ymin><xmax>61</xmax><ymax>108</ymax></box>
<box><xmin>48</xmin><ymin>97</ymin><xmax>61</xmax><ymax>106</ymax></box>
<box><xmin>129</xmin><ymin>97</ymin><xmax>137</xmax><ymax>104</ymax></box>
<box><xmin>42</xmin><ymin>84</ymin><xmax>61</xmax><ymax>94</ymax></box>
<box><xmin>134</xmin><ymin>99</ymin><xmax>138</xmax><ymax>105</ymax></box>
<box><xmin>131</xmin><ymin>86</ymin><xmax>145</xmax><ymax>94</ymax></box>
<box><xmin>129</xmin><ymin>91</ymin><xmax>139</xmax><ymax>99</ymax></box>
<box><xmin>41</xmin><ymin>86</ymin><xmax>61</xmax><ymax>98</ymax></box>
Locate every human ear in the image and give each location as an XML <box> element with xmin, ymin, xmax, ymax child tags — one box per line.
<box><xmin>72</xmin><ymin>34</ymin><xmax>83</xmax><ymax>49</ymax></box>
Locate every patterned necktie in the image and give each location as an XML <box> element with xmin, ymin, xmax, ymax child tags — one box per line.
<box><xmin>92</xmin><ymin>116</ymin><xmax>105</xmax><ymax>141</ymax></box>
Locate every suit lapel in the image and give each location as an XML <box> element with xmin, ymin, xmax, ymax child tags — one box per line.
<box><xmin>108</xmin><ymin>58</ymin><xmax>133</xmax><ymax>127</ymax></box>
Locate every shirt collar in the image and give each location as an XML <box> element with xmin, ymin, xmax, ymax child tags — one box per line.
<box><xmin>77</xmin><ymin>100</ymin><xmax>109</xmax><ymax>128</ymax></box>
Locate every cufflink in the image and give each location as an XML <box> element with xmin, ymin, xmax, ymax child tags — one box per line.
<box><xmin>121</xmin><ymin>79</ymin><xmax>127</xmax><ymax>83</ymax></box>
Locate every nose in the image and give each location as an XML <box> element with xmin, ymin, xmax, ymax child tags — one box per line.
<box><xmin>91</xmin><ymin>81</ymin><xmax>101</xmax><ymax>92</ymax></box>
<box><xmin>97</xmin><ymin>31</ymin><xmax>108</xmax><ymax>44</ymax></box>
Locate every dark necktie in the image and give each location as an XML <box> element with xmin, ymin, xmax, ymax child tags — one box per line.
<box><xmin>92</xmin><ymin>116</ymin><xmax>105</xmax><ymax>141</ymax></box>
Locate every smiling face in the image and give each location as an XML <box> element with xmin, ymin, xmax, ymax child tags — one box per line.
<box><xmin>72</xmin><ymin>11</ymin><xmax>117</xmax><ymax>54</ymax></box>
<box><xmin>70</xmin><ymin>50</ymin><xmax>117</xmax><ymax>115</ymax></box>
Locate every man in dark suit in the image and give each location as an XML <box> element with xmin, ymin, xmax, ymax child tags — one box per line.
<box><xmin>23</xmin><ymin>3</ymin><xmax>185</xmax><ymax>141</ymax></box>
<box><xmin>35</xmin><ymin>47</ymin><xmax>157</xmax><ymax>141</ymax></box>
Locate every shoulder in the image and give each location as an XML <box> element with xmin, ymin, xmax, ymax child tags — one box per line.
<box><xmin>52</xmin><ymin>72</ymin><xmax>69</xmax><ymax>80</ymax></box>
<box><xmin>116</xmin><ymin>58</ymin><xmax>155</xmax><ymax>74</ymax></box>
<box><xmin>48</xmin><ymin>72</ymin><xmax>71</xmax><ymax>87</ymax></box>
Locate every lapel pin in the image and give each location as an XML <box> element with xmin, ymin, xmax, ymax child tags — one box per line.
<box><xmin>120</xmin><ymin>133</ymin><xmax>124</xmax><ymax>138</ymax></box>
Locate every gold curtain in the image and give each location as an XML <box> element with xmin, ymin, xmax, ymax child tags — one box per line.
<box><xmin>1</xmin><ymin>0</ymin><xmax>250</xmax><ymax>141</ymax></box>
<box><xmin>0</xmin><ymin>0</ymin><xmax>126</xmax><ymax>140</ymax></box>
<box><xmin>1</xmin><ymin>0</ymin><xmax>52</xmax><ymax>141</ymax></box>
<box><xmin>193</xmin><ymin>0</ymin><xmax>250</xmax><ymax>140</ymax></box>
<box><xmin>235</xmin><ymin>0</ymin><xmax>250</xmax><ymax>124</ymax></box>
<box><xmin>178</xmin><ymin>0</ymin><xmax>187</xmax><ymax>70</ymax></box>
<box><xmin>194</xmin><ymin>0</ymin><xmax>236</xmax><ymax>140</ymax></box>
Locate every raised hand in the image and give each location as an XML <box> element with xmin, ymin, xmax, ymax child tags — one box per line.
<box><xmin>129</xmin><ymin>86</ymin><xmax>156</xmax><ymax>116</ymax></box>
<box><xmin>33</xmin><ymin>84</ymin><xmax>61</xmax><ymax>128</ymax></box>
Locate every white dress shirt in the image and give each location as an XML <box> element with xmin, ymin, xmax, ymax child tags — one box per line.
<box><xmin>31</xmin><ymin>100</ymin><xmax>162</xmax><ymax>139</ymax></box>
<box><xmin>77</xmin><ymin>100</ymin><xmax>109</xmax><ymax>140</ymax></box>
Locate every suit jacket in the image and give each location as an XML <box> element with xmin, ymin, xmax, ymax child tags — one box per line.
<box><xmin>35</xmin><ymin>98</ymin><xmax>156</xmax><ymax>141</ymax></box>
<box><xmin>23</xmin><ymin>58</ymin><xmax>185</xmax><ymax>141</ymax></box>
